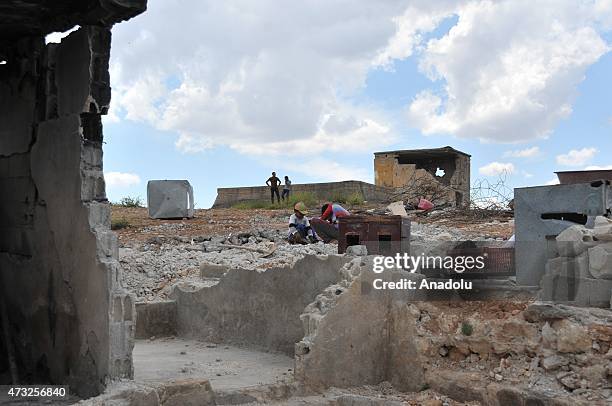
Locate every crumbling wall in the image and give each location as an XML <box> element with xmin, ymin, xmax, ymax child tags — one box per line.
<box><xmin>295</xmin><ymin>258</ymin><xmax>426</xmax><ymax>392</ymax></box>
<box><xmin>213</xmin><ymin>180</ymin><xmax>393</xmax><ymax>208</ymax></box>
<box><xmin>296</xmin><ymin>258</ymin><xmax>612</xmax><ymax>403</ymax></box>
<box><xmin>0</xmin><ymin>27</ymin><xmax>133</xmax><ymax>397</ymax></box>
<box><xmin>374</xmin><ymin>148</ymin><xmax>471</xmax><ymax>207</ymax></box>
<box><xmin>172</xmin><ymin>255</ymin><xmax>350</xmax><ymax>355</ymax></box>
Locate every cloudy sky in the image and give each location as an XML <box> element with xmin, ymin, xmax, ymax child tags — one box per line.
<box><xmin>91</xmin><ymin>0</ymin><xmax>611</xmax><ymax>207</ymax></box>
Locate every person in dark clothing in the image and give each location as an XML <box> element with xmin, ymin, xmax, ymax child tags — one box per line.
<box><xmin>266</xmin><ymin>171</ymin><xmax>281</xmax><ymax>204</ymax></box>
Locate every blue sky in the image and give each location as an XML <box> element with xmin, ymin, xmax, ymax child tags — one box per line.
<box><xmin>98</xmin><ymin>1</ymin><xmax>612</xmax><ymax>208</ymax></box>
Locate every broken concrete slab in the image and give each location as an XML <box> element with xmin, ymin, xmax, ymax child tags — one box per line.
<box><xmin>345</xmin><ymin>244</ymin><xmax>368</xmax><ymax>256</ymax></box>
<box><xmin>387</xmin><ymin>200</ymin><xmax>408</xmax><ymax>217</ymax></box>
<box><xmin>76</xmin><ymin>379</ymin><xmax>215</xmax><ymax>406</ymax></box>
<box><xmin>588</xmin><ymin>244</ymin><xmax>612</xmax><ymax>279</ymax></box>
<box><xmin>199</xmin><ymin>262</ymin><xmax>229</xmax><ymax>278</ymax></box>
<box><xmin>594</xmin><ymin>222</ymin><xmax>612</xmax><ymax>242</ymax></box>
<box><xmin>296</xmin><ymin>258</ymin><xmax>426</xmax><ymax>393</ymax></box>
<box><xmin>556</xmin><ymin>225</ymin><xmax>595</xmax><ymax>258</ymax></box>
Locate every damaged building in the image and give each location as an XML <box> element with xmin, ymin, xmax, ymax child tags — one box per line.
<box><xmin>374</xmin><ymin>146</ymin><xmax>471</xmax><ymax>207</ymax></box>
<box><xmin>0</xmin><ymin>0</ymin><xmax>146</xmax><ymax>397</ymax></box>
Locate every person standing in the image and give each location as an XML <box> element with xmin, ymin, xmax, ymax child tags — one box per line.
<box><xmin>281</xmin><ymin>176</ymin><xmax>292</xmax><ymax>202</ymax></box>
<box><xmin>266</xmin><ymin>171</ymin><xmax>281</xmax><ymax>204</ymax></box>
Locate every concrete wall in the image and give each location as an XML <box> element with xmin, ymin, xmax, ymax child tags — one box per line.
<box><xmin>135</xmin><ymin>301</ymin><xmax>178</xmax><ymax>339</ymax></box>
<box><xmin>295</xmin><ymin>259</ymin><xmax>426</xmax><ymax>392</ymax></box>
<box><xmin>172</xmin><ymin>255</ymin><xmax>350</xmax><ymax>355</ymax></box>
<box><xmin>212</xmin><ymin>180</ymin><xmax>393</xmax><ymax>208</ymax></box>
<box><xmin>0</xmin><ymin>28</ymin><xmax>134</xmax><ymax>397</ymax></box>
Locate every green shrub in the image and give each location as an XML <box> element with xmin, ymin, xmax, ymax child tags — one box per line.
<box><xmin>346</xmin><ymin>192</ymin><xmax>364</xmax><ymax>206</ymax></box>
<box><xmin>329</xmin><ymin>192</ymin><xmax>348</xmax><ymax>203</ymax></box>
<box><xmin>461</xmin><ymin>321</ymin><xmax>473</xmax><ymax>336</ymax></box>
<box><xmin>232</xmin><ymin>200</ymin><xmax>272</xmax><ymax>209</ymax></box>
<box><xmin>286</xmin><ymin>191</ymin><xmax>318</xmax><ymax>208</ymax></box>
<box><xmin>118</xmin><ymin>196</ymin><xmax>143</xmax><ymax>208</ymax></box>
<box><xmin>111</xmin><ymin>218</ymin><xmax>130</xmax><ymax>230</ymax></box>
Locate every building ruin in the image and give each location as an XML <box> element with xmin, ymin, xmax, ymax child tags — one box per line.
<box><xmin>374</xmin><ymin>146</ymin><xmax>471</xmax><ymax>207</ymax></box>
<box><xmin>0</xmin><ymin>0</ymin><xmax>146</xmax><ymax>397</ymax></box>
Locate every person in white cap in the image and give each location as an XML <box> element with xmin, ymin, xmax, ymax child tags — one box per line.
<box><xmin>288</xmin><ymin>202</ymin><xmax>318</xmax><ymax>244</ymax></box>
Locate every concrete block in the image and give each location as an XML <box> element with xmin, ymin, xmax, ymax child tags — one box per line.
<box><xmin>81</xmin><ymin>168</ymin><xmax>106</xmax><ymax>201</ymax></box>
<box><xmin>574</xmin><ymin>276</ymin><xmax>612</xmax><ymax>307</ymax></box>
<box><xmin>514</xmin><ymin>182</ymin><xmax>611</xmax><ymax>286</ymax></box>
<box><xmin>86</xmin><ymin>201</ymin><xmax>111</xmax><ymax>228</ymax></box>
<box><xmin>346</xmin><ymin>245</ymin><xmax>368</xmax><ymax>256</ymax></box>
<box><xmin>387</xmin><ymin>201</ymin><xmax>407</xmax><ymax>217</ymax></box>
<box><xmin>588</xmin><ymin>244</ymin><xmax>612</xmax><ymax>279</ymax></box>
<box><xmin>147</xmin><ymin>180</ymin><xmax>194</xmax><ymax>219</ymax></box>
<box><xmin>199</xmin><ymin>262</ymin><xmax>229</xmax><ymax>278</ymax></box>
<box><xmin>594</xmin><ymin>216</ymin><xmax>612</xmax><ymax>227</ymax></box>
<box><xmin>556</xmin><ymin>225</ymin><xmax>594</xmax><ymax>257</ymax></box>
<box><xmin>594</xmin><ymin>224</ymin><xmax>612</xmax><ymax>242</ymax></box>
<box><xmin>96</xmin><ymin>230</ymin><xmax>118</xmax><ymax>258</ymax></box>
<box><xmin>135</xmin><ymin>301</ymin><xmax>178</xmax><ymax>339</ymax></box>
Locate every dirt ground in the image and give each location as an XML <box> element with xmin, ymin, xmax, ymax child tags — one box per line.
<box><xmin>110</xmin><ymin>204</ymin><xmax>514</xmax><ymax>243</ymax></box>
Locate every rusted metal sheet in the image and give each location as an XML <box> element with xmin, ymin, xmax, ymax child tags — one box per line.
<box><xmin>555</xmin><ymin>170</ymin><xmax>612</xmax><ymax>184</ymax></box>
<box><xmin>338</xmin><ymin>215</ymin><xmax>406</xmax><ymax>254</ymax></box>
<box><xmin>445</xmin><ymin>247</ymin><xmax>515</xmax><ymax>277</ymax></box>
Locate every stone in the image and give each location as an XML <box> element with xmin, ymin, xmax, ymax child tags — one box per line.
<box><xmin>556</xmin><ymin>225</ymin><xmax>594</xmax><ymax>257</ymax></box>
<box><xmin>588</xmin><ymin>244</ymin><xmax>612</xmax><ymax>279</ymax></box>
<box><xmin>557</xmin><ymin>372</ymin><xmax>581</xmax><ymax>390</ymax></box>
<box><xmin>200</xmin><ymin>262</ymin><xmax>229</xmax><ymax>278</ymax></box>
<box><xmin>554</xmin><ymin>320</ymin><xmax>592</xmax><ymax>353</ymax></box>
<box><xmin>541</xmin><ymin>322</ymin><xmax>557</xmax><ymax>349</ymax></box>
<box><xmin>387</xmin><ymin>201</ymin><xmax>408</xmax><ymax>217</ymax></box>
<box><xmin>594</xmin><ymin>223</ymin><xmax>612</xmax><ymax>242</ymax></box>
<box><xmin>448</xmin><ymin>347</ymin><xmax>466</xmax><ymax>362</ymax></box>
<box><xmin>346</xmin><ymin>244</ymin><xmax>368</xmax><ymax>256</ymax></box>
<box><xmin>541</xmin><ymin>355</ymin><xmax>568</xmax><ymax>371</ymax></box>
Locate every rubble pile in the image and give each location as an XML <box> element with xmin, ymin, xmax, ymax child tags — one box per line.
<box><xmin>415</xmin><ymin>301</ymin><xmax>612</xmax><ymax>403</ymax></box>
<box><xmin>120</xmin><ymin>229</ymin><xmax>337</xmax><ymax>301</ymax></box>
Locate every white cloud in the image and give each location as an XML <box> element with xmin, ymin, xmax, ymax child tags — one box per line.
<box><xmin>288</xmin><ymin>158</ymin><xmax>370</xmax><ymax>183</ymax></box>
<box><xmin>406</xmin><ymin>0</ymin><xmax>610</xmax><ymax>142</ymax></box>
<box><xmin>522</xmin><ymin>171</ymin><xmax>534</xmax><ymax>178</ymax></box>
<box><xmin>504</xmin><ymin>146</ymin><xmax>541</xmax><ymax>158</ymax></box>
<box><xmin>105</xmin><ymin>172</ymin><xmax>141</xmax><ymax>188</ymax></box>
<box><xmin>584</xmin><ymin>165</ymin><xmax>612</xmax><ymax>170</ymax></box>
<box><xmin>108</xmin><ymin>1</ymin><xmax>411</xmax><ymax>156</ymax></box>
<box><xmin>106</xmin><ymin>0</ymin><xmax>611</xmax><ymax>159</ymax></box>
<box><xmin>546</xmin><ymin>177</ymin><xmax>560</xmax><ymax>185</ymax></box>
<box><xmin>556</xmin><ymin>147</ymin><xmax>598</xmax><ymax>167</ymax></box>
<box><xmin>479</xmin><ymin>162</ymin><xmax>515</xmax><ymax>176</ymax></box>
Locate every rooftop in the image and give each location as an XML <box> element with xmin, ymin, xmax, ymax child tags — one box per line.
<box><xmin>374</xmin><ymin>146</ymin><xmax>471</xmax><ymax>158</ymax></box>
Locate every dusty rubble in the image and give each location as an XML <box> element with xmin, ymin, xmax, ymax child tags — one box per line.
<box><xmin>108</xmin><ymin>206</ymin><xmax>612</xmax><ymax>405</ymax></box>
<box><xmin>115</xmin><ymin>205</ymin><xmax>506</xmax><ymax>301</ymax></box>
